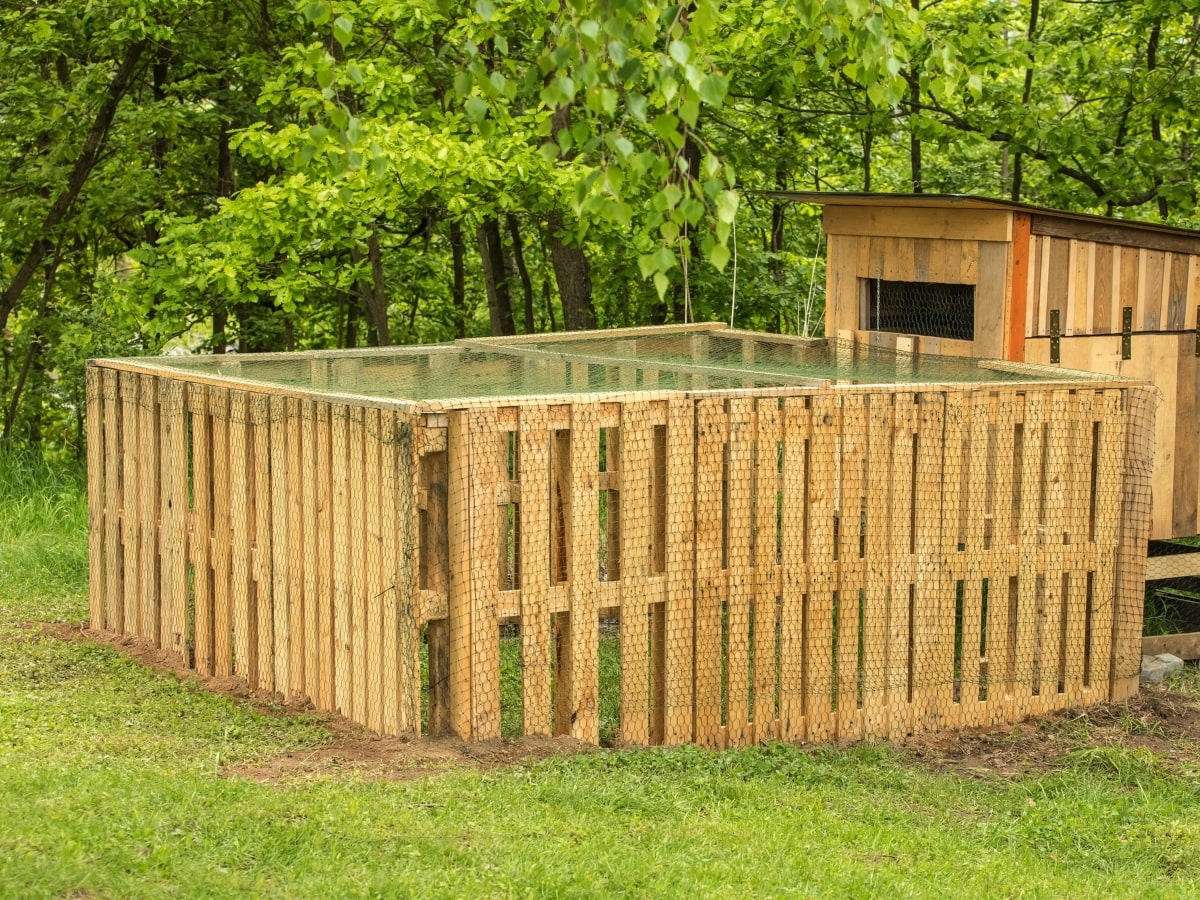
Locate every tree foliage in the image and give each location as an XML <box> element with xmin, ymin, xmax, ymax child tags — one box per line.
<box><xmin>3</xmin><ymin>0</ymin><xmax>1199</xmax><ymax>451</ymax></box>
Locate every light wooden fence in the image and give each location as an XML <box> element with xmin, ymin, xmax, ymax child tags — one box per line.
<box><xmin>86</xmin><ymin>360</ymin><xmax>1154</xmax><ymax>747</ymax></box>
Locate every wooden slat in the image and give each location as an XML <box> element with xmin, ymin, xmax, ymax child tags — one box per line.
<box><xmin>1014</xmin><ymin>392</ymin><xmax>1043</xmax><ymax>722</ymax></box>
<box><xmin>912</xmin><ymin>392</ymin><xmax>949</xmax><ymax>734</ymax></box>
<box><xmin>210</xmin><ymin>388</ymin><xmax>232</xmax><ymax>678</ymax></box>
<box><xmin>1173</xmin><ymin>343</ymin><xmax>1199</xmax><ymax>537</ymax></box>
<box><xmin>664</xmin><ymin>397</ymin><xmax>695</xmax><ymax>745</ymax></box>
<box><xmin>617</xmin><ymin>401</ymin><xmax>652</xmax><ymax>745</ymax></box>
<box><xmin>392</xmin><ymin>411</ymin><xmax>420</xmax><ymax>734</ymax></box>
<box><xmin>518</xmin><ymin>405</ymin><xmax>553</xmax><ymax>735</ymax></box>
<box><xmin>101</xmin><ymin>370</ymin><xmax>122</xmax><ymax>633</ymax></box>
<box><xmin>693</xmin><ymin>397</ymin><xmax>725</xmax><ymax>747</ymax></box>
<box><xmin>301</xmin><ymin>400</ymin><xmax>319</xmax><ymax>702</ymax></box>
<box><xmin>190</xmin><ymin>386</ymin><xmax>214</xmax><ymax>676</ymax></box>
<box><xmin>753</xmin><ymin>398</ymin><xmax>781</xmax><ymax>741</ymax></box>
<box><xmin>824</xmin><ymin>205</ymin><xmax>1012</xmax><ymax>243</ymax></box>
<box><xmin>86</xmin><ymin>368</ymin><xmax>106</xmax><ymax>631</ymax></box>
<box><xmin>806</xmin><ymin>393</ymin><xmax>838</xmax><ymax>743</ymax></box>
<box><xmin>960</xmin><ymin>392</ymin><xmax>991</xmax><ymax>726</ymax></box>
<box><xmin>270</xmin><ymin>393</ymin><xmax>290</xmax><ymax>696</ymax></box>
<box><xmin>836</xmin><ymin>394</ymin><xmax>867</xmax><ymax>742</ymax></box>
<box><xmin>317</xmin><ymin>403</ymin><xmax>336</xmax><ymax>711</ymax></box>
<box><xmin>228</xmin><ymin>392</ymin><xmax>255</xmax><ymax>685</ymax></box>
<box><xmin>332</xmin><ymin>404</ymin><xmax>352</xmax><ymax>714</ymax></box>
<box><xmin>159</xmin><ymin>379</ymin><xmax>188</xmax><ymax>662</ymax></box>
<box><xmin>251</xmin><ymin>395</ymin><xmax>273</xmax><ymax>691</ymax></box>
<box><xmin>568</xmin><ymin>402</ymin><xmax>601</xmax><ymax>744</ymax></box>
<box><xmin>119</xmin><ymin>372</ymin><xmax>139</xmax><ymax>634</ymax></box>
<box><xmin>468</xmin><ymin>407</ymin><xmax>504</xmax><ymax>740</ymax></box>
<box><xmin>779</xmin><ymin>396</ymin><xmax>809</xmax><ymax>743</ymax></box>
<box><xmin>991</xmin><ymin>393</ymin><xmax>1019</xmax><ymax>724</ymax></box>
<box><xmin>1111</xmin><ymin>387</ymin><xmax>1151</xmax><ymax>701</ymax></box>
<box><xmin>1037</xmin><ymin>390</ymin><xmax>1070</xmax><ymax>712</ymax></box>
<box><xmin>349</xmin><ymin>406</ymin><xmax>368</xmax><ymax>722</ymax></box>
<box><xmin>862</xmin><ymin>393</ymin><xmax>893</xmax><ymax>739</ymax></box>
<box><xmin>887</xmin><ymin>394</ymin><xmax>917</xmax><ymax>740</ymax></box>
<box><xmin>364</xmin><ymin>407</ymin><xmax>385</xmax><ymax>732</ymax></box>
<box><xmin>138</xmin><ymin>375</ymin><xmax>161</xmax><ymax>643</ymax></box>
<box><xmin>1142</xmin><ymin>632</ymin><xmax>1200</xmax><ymax>661</ymax></box>
<box><xmin>286</xmin><ymin>398</ymin><xmax>305</xmax><ymax>700</ymax></box>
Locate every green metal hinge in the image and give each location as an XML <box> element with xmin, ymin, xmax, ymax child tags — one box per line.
<box><xmin>1049</xmin><ymin>309</ymin><xmax>1060</xmax><ymax>364</ymax></box>
<box><xmin>1122</xmin><ymin>306</ymin><xmax>1133</xmax><ymax>361</ymax></box>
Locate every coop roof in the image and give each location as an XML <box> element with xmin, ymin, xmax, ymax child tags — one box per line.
<box><xmin>92</xmin><ymin>324</ymin><xmax>1139</xmax><ymax>410</ymax></box>
<box><xmin>766</xmin><ymin>191</ymin><xmax>1200</xmax><ymax>254</ymax></box>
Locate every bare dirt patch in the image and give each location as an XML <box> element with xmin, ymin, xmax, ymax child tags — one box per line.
<box><xmin>39</xmin><ymin>620</ymin><xmax>594</xmax><ymax>783</ymax></box>
<box><xmin>902</xmin><ymin>683</ymin><xmax>1200</xmax><ymax>777</ymax></box>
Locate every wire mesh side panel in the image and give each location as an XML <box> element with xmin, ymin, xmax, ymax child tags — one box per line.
<box><xmin>85</xmin><ymin>367</ymin><xmax>423</xmax><ymax>737</ymax></box>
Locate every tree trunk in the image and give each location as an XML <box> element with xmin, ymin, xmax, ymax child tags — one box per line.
<box><xmin>367</xmin><ymin>227</ymin><xmax>391</xmax><ymax>344</ymax></box>
<box><xmin>507</xmin><ymin>214</ymin><xmax>536</xmax><ymax>333</ymax></box>
<box><xmin>477</xmin><ymin>217</ymin><xmax>516</xmax><ymax>336</ymax></box>
<box><xmin>547</xmin><ymin>210</ymin><xmax>596</xmax><ymax>331</ymax></box>
<box><xmin>449</xmin><ymin>220</ymin><xmax>468</xmax><ymax>339</ymax></box>
<box><xmin>2</xmin><ymin>256</ymin><xmax>58</xmax><ymax>442</ymax></box>
<box><xmin>1011</xmin><ymin>0</ymin><xmax>1040</xmax><ymax>202</ymax></box>
<box><xmin>0</xmin><ymin>38</ymin><xmax>149</xmax><ymax>334</ymax></box>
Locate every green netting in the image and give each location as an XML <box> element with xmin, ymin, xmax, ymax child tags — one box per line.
<box><xmin>142</xmin><ymin>327</ymin><xmax>1130</xmax><ymax>403</ymax></box>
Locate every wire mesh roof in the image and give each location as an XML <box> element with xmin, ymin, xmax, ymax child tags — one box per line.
<box><xmin>118</xmin><ymin>325</ymin><xmax>1132</xmax><ymax>404</ymax></box>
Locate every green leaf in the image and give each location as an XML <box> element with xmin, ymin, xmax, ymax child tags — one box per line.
<box><xmin>698</xmin><ymin>74</ymin><xmax>728</xmax><ymax>107</ymax></box>
<box><xmin>475</xmin><ymin>0</ymin><xmax>495</xmax><ymax>21</ymax></box>
<box><xmin>709</xmin><ymin>242</ymin><xmax>730</xmax><ymax>272</ymax></box>
<box><xmin>716</xmin><ymin>190</ymin><xmax>739</xmax><ymax>224</ymax></box>
<box><xmin>303</xmin><ymin>2</ymin><xmax>330</xmax><ymax>24</ymax></box>
<box><xmin>653</xmin><ymin>271</ymin><xmax>670</xmax><ymax>298</ymax></box>
<box><xmin>668</xmin><ymin>40</ymin><xmax>690</xmax><ymax>65</ymax></box>
<box><xmin>465</xmin><ymin>96</ymin><xmax>488</xmax><ymax>122</ymax></box>
<box><xmin>332</xmin><ymin>15</ymin><xmax>353</xmax><ymax>49</ymax></box>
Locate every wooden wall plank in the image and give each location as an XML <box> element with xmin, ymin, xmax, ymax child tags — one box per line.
<box><xmin>617</xmin><ymin>401</ymin><xmax>651</xmax><ymax>745</ymax></box>
<box><xmin>861</xmin><ymin>394</ymin><xmax>892</xmax><ymax>739</ymax></box>
<box><xmin>1167</xmin><ymin>253</ymin><xmax>1190</xmax><ymax>330</ymax></box>
<box><xmin>159</xmin><ymin>379</ymin><xmax>188</xmax><ymax>663</ymax></box>
<box><xmin>190</xmin><ymin>386</ymin><xmax>214</xmax><ymax>677</ymax></box>
<box><xmin>332</xmin><ymin>404</ymin><xmax>352</xmax><ymax>714</ymax></box>
<box><xmin>913</xmin><ymin>393</ymin><xmax>950</xmax><ymax>734</ymax></box>
<box><xmin>568</xmin><ymin>402</ymin><xmax>601</xmax><ymax>744</ymax></box>
<box><xmin>228</xmin><ymin>392</ymin><xmax>255</xmax><ymax>685</ymax></box>
<box><xmin>300</xmin><ymin>400</ymin><xmax>319</xmax><ymax>703</ymax></box>
<box><xmin>693</xmin><ymin>397</ymin><xmax>725</xmax><ymax>747</ymax></box>
<box><xmin>138</xmin><ymin>375</ymin><xmax>160</xmax><ymax>643</ymax></box>
<box><xmin>806</xmin><ymin>393</ymin><xmax>838</xmax><ymax>743</ymax></box>
<box><xmin>446</xmin><ymin>410</ymin><xmax>473</xmax><ymax>739</ymax></box>
<box><xmin>251</xmin><ymin>395</ymin><xmax>273</xmax><ymax>692</ymax></box>
<box><xmin>779</xmin><ymin>396</ymin><xmax>809</xmax><ymax>743</ymax></box>
<box><xmin>726</xmin><ymin>398</ymin><xmax>755</xmax><ymax>746</ymax></box>
<box><xmin>119</xmin><ymin>372</ymin><xmax>139</xmax><ymax>634</ymax></box>
<box><xmin>101</xmin><ymin>369</ymin><xmax>122</xmax><ymax>632</ymax></box>
<box><xmin>86</xmin><ymin>368</ymin><xmax>106</xmax><ymax>631</ymax></box>
<box><xmin>664</xmin><ymin>398</ymin><xmax>695</xmax><ymax>745</ymax></box>
<box><xmin>976</xmin><ymin>241</ymin><xmax>1008</xmax><ymax>359</ymax></box>
<box><xmin>754</xmin><ymin>398</ymin><xmax>782</xmax><ymax>740</ymax></box>
<box><xmin>269</xmin><ymin>395</ymin><xmax>291</xmax><ymax>696</ymax></box>
<box><xmin>285</xmin><ymin>399</ymin><xmax>305</xmax><ymax>700</ymax></box>
<box><xmin>1142</xmin><ymin>249</ymin><xmax>1166</xmax><ymax>330</ymax></box>
<box><xmin>364</xmin><ymin>406</ymin><xmax>384</xmax><ymax>732</ymax></box>
<box><xmin>317</xmin><ymin>403</ymin><xmax>335</xmax><ymax>711</ymax></box>
<box><xmin>210</xmin><ymin>388</ymin><xmax>232</xmax><ymax>679</ymax></box>
<box><xmin>349</xmin><ymin>406</ymin><xmax>368</xmax><ymax>722</ymax></box>
<box><xmin>1173</xmin><ymin>345</ymin><xmax>1199</xmax><ymax>537</ymax></box>
<box><xmin>823</xmin><ymin>205</ymin><xmax>1012</xmax><ymax>242</ymax></box>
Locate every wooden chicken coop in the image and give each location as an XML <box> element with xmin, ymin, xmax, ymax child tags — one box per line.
<box><xmin>86</xmin><ymin>325</ymin><xmax>1155</xmax><ymax>746</ymax></box>
<box><xmin>778</xmin><ymin>192</ymin><xmax>1200</xmax><ymax>547</ymax></box>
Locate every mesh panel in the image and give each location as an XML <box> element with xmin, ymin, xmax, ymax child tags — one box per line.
<box><xmin>85</xmin><ymin>325</ymin><xmax>1159</xmax><ymax>748</ymax></box>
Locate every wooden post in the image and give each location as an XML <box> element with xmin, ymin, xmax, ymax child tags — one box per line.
<box><xmin>159</xmin><ymin>379</ymin><xmax>188</xmax><ymax>663</ymax></box>
<box><xmin>86</xmin><ymin>367</ymin><xmax>106</xmax><ymax>631</ymax></box>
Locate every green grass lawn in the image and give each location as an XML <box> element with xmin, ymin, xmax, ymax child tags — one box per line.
<box><xmin>2</xmin><ymin>450</ymin><xmax>1200</xmax><ymax>898</ymax></box>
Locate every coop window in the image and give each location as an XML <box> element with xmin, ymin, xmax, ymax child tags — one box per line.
<box><xmin>865</xmin><ymin>279</ymin><xmax>975</xmax><ymax>342</ymax></box>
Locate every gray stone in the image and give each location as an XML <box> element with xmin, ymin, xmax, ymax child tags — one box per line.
<box><xmin>1140</xmin><ymin>655</ymin><xmax>1174</xmax><ymax>684</ymax></box>
<box><xmin>1154</xmin><ymin>652</ymin><xmax>1185</xmax><ymax>673</ymax></box>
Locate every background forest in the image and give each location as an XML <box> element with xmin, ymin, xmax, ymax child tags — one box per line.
<box><xmin>3</xmin><ymin>0</ymin><xmax>1198</xmax><ymax>455</ymax></box>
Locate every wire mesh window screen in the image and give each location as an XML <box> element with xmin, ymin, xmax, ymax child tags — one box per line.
<box><xmin>866</xmin><ymin>279</ymin><xmax>976</xmax><ymax>342</ymax></box>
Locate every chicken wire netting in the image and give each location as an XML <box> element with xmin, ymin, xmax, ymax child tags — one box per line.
<box><xmin>88</xmin><ymin>326</ymin><xmax>1159</xmax><ymax>747</ymax></box>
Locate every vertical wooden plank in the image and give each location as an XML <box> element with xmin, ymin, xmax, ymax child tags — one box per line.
<box><xmin>379</xmin><ymin>410</ymin><xmax>399</xmax><ymax>734</ymax></box>
<box><xmin>1045</xmin><ymin>239</ymin><xmax>1070</xmax><ymax>336</ymax></box>
<box><xmin>1111</xmin><ymin>387</ymin><xmax>1153</xmax><ymax>701</ymax></box>
<box><xmin>836</xmin><ymin>394</ymin><xmax>867</xmax><ymax>742</ymax></box>
<box><xmin>779</xmin><ymin>396</ymin><xmax>809</xmax><ymax>743</ymax></box>
<box><xmin>1064</xmin><ymin>240</ymin><xmax>1080</xmax><ymax>335</ymax></box>
<box><xmin>332</xmin><ymin>404</ymin><xmax>352</xmax><ymax>713</ymax></box>
<box><xmin>1174</xmin><ymin>343</ymin><xmax>1199</xmax><ymax>537</ymax></box>
<box><xmin>991</xmin><ymin>393</ymin><xmax>1018</xmax><ymax>724</ymax></box>
<box><xmin>210</xmin><ymin>388</ymin><xmax>232</xmax><ymax>678</ymax></box>
<box><xmin>1063</xmin><ymin>391</ymin><xmax>1094</xmax><ymax>707</ymax></box>
<box><xmin>1088</xmin><ymin>392</ymin><xmax>1120</xmax><ymax>701</ymax></box>
<box><xmin>1037</xmin><ymin>390</ymin><xmax>1071</xmax><ymax>713</ymax></box>
<box><xmin>317</xmin><ymin>403</ymin><xmax>335</xmax><ymax>711</ymax></box>
<box><xmin>888</xmin><ymin>394</ymin><xmax>916</xmax><ymax>739</ymax></box>
<box><xmin>1015</xmin><ymin>392</ymin><xmax>1044</xmax><ymax>722</ymax></box>
<box><xmin>693</xmin><ymin>397</ymin><xmax>725</xmax><ymax>748</ymax></box>
<box><xmin>159</xmin><ymin>379</ymin><xmax>188</xmax><ymax>663</ymax></box>
<box><xmin>447</xmin><ymin>411</ymin><xmax>472</xmax><ymax>739</ymax></box>
<box><xmin>806</xmin><ymin>393</ymin><xmax>838</xmax><ymax>743</ymax></box>
<box><xmin>301</xmin><ymin>400</ymin><xmax>320</xmax><ymax>702</ymax></box>
<box><xmin>228</xmin><ymin>392</ymin><xmax>255</xmax><ymax>685</ymax></box>
<box><xmin>88</xmin><ymin>368</ymin><xmax>108</xmax><ymax>631</ymax></box>
<box><xmin>364</xmin><ymin>406</ymin><xmax>385</xmax><ymax>732</ymax></box>
<box><xmin>912</xmin><ymin>392</ymin><xmax>949</xmax><ymax>735</ymax></box>
<box><xmin>468</xmin><ymin>408</ymin><xmax>504</xmax><ymax>740</ymax></box>
<box><xmin>138</xmin><ymin>375</ymin><xmax>160</xmax><ymax>643</ymax></box>
<box><xmin>1167</xmin><ymin>252</ymin><xmax>1190</xmax><ymax>330</ymax></box>
<box><xmin>862</xmin><ymin>392</ymin><xmax>893</xmax><ymax>739</ymax></box>
<box><xmin>753</xmin><ymin>398</ymin><xmax>781</xmax><ymax>740</ymax></box>
<box><xmin>281</xmin><ymin>400</ymin><xmax>304</xmax><ymax>699</ymax></box>
<box><xmin>1092</xmin><ymin>244</ymin><xmax>1114</xmax><ymax>334</ymax></box>
<box><xmin>190</xmin><ymin>386</ymin><xmax>214</xmax><ymax>676</ymax></box>
<box><xmin>664</xmin><ymin>397</ymin><xmax>695</xmax><ymax>745</ymax></box>
<box><xmin>975</xmin><ymin>242</ymin><xmax>1009</xmax><ymax>359</ymax></box>
<box><xmin>519</xmin><ymin>405</ymin><xmax>553</xmax><ymax>736</ymax></box>
<box><xmin>1142</xmin><ymin>250</ymin><xmax>1165</xmax><ymax>330</ymax></box>
<box><xmin>349</xmin><ymin>406</ymin><xmax>368</xmax><ymax>722</ymax></box>
<box><xmin>617</xmin><ymin>401</ymin><xmax>651</xmax><ymax>745</ymax></box>
<box><xmin>1007</xmin><ymin>214</ymin><xmax>1031</xmax><ymax>360</ymax></box>
<box><xmin>101</xmin><ymin>370</ymin><xmax>123</xmax><ymax>633</ymax></box>
<box><xmin>960</xmin><ymin>392</ymin><xmax>991</xmax><ymax>727</ymax></box>
<box><xmin>268</xmin><ymin>396</ymin><xmax>291</xmax><ymax>697</ymax></box>
<box><xmin>727</xmin><ymin>396</ymin><xmax>755</xmax><ymax>746</ymax></box>
<box><xmin>119</xmin><ymin>372</ymin><xmax>139</xmax><ymax>634</ymax></box>
<box><xmin>568</xmin><ymin>402</ymin><xmax>601</xmax><ymax>744</ymax></box>
<box><xmin>251</xmin><ymin>395</ymin><xmax>274</xmax><ymax>691</ymax></box>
